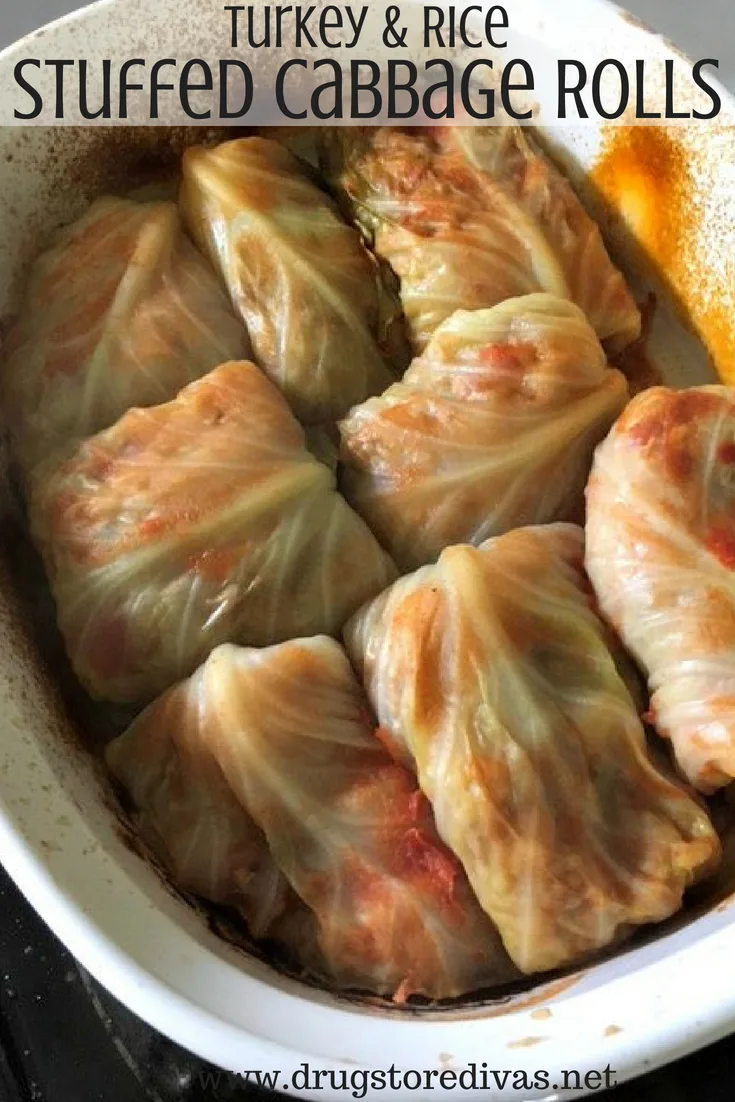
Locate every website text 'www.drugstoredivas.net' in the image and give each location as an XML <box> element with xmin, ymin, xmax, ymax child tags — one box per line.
<box><xmin>194</xmin><ymin>1062</ymin><xmax>618</xmax><ymax>1096</ymax></box>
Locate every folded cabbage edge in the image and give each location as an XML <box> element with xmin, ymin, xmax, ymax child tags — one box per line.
<box><xmin>186</xmin><ymin>636</ymin><xmax>518</xmax><ymax>999</ymax></box>
<box><xmin>179</xmin><ymin>136</ymin><xmax>407</xmax><ymax>425</ymax></box>
<box><xmin>30</xmin><ymin>361</ymin><xmax>396</xmax><ymax>703</ymax></box>
<box><xmin>105</xmin><ymin>669</ymin><xmax>291</xmax><ymax>934</ymax></box>
<box><xmin>344</xmin><ymin>523</ymin><xmax>720</xmax><ymax>974</ymax></box>
<box><xmin>1</xmin><ymin>196</ymin><xmax>248</xmax><ymax>482</ymax></box>
<box><xmin>105</xmin><ymin>668</ymin><xmax>327</xmax><ymax>978</ymax></box>
<box><xmin>338</xmin><ymin>294</ymin><xmax>629</xmax><ymax>570</ymax></box>
<box><xmin>319</xmin><ymin>126</ymin><xmax>641</xmax><ymax>357</ymax></box>
<box><xmin>586</xmin><ymin>385</ymin><xmax>735</xmax><ymax>793</ymax></box>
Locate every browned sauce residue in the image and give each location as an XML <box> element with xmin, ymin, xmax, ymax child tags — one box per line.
<box><xmin>507</xmin><ymin>1036</ymin><xmax>547</xmax><ymax>1050</ymax></box>
<box><xmin>530</xmin><ymin>1008</ymin><xmax>552</xmax><ymax>1021</ymax></box>
<box><xmin>696</xmin><ymin>297</ymin><xmax>735</xmax><ymax>387</ymax></box>
<box><xmin>447</xmin><ymin>972</ymin><xmax>581</xmax><ymax>1021</ymax></box>
<box><xmin>618</xmin><ymin>9</ymin><xmax>655</xmax><ymax>35</ymax></box>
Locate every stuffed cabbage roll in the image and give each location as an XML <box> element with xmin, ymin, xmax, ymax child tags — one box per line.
<box><xmin>339</xmin><ymin>295</ymin><xmax>628</xmax><ymax>570</ymax></box>
<box><xmin>30</xmin><ymin>360</ymin><xmax>396</xmax><ymax>703</ymax></box>
<box><xmin>1</xmin><ymin>197</ymin><xmax>248</xmax><ymax>478</ymax></box>
<box><xmin>345</xmin><ymin>524</ymin><xmax>719</xmax><ymax>974</ymax></box>
<box><xmin>183</xmin><ymin>636</ymin><xmax>516</xmax><ymax>999</ymax></box>
<box><xmin>179</xmin><ymin>137</ymin><xmax>405</xmax><ymax>424</ymax></box>
<box><xmin>254</xmin><ymin>126</ymin><xmax>322</xmax><ymax>169</ymax></box>
<box><xmin>586</xmin><ymin>386</ymin><xmax>735</xmax><ymax>793</ymax></box>
<box><xmin>321</xmin><ymin>126</ymin><xmax>641</xmax><ymax>356</ymax></box>
<box><xmin>106</xmin><ymin>667</ymin><xmax>291</xmax><ymax>937</ymax></box>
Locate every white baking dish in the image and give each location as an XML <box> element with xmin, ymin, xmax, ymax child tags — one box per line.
<box><xmin>0</xmin><ymin>1</ymin><xmax>734</xmax><ymax>1097</ymax></box>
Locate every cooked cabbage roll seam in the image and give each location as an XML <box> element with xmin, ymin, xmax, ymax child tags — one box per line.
<box><xmin>1</xmin><ymin>196</ymin><xmax>249</xmax><ymax>482</ymax></box>
<box><xmin>30</xmin><ymin>360</ymin><xmax>396</xmax><ymax>703</ymax></box>
<box><xmin>320</xmin><ymin>126</ymin><xmax>641</xmax><ymax>357</ymax></box>
<box><xmin>344</xmin><ymin>523</ymin><xmax>720</xmax><ymax>974</ymax></box>
<box><xmin>105</xmin><ymin>668</ymin><xmax>294</xmax><ymax>938</ymax></box>
<box><xmin>338</xmin><ymin>294</ymin><xmax>629</xmax><ymax>570</ymax></box>
<box><xmin>586</xmin><ymin>385</ymin><xmax>735</xmax><ymax>793</ymax></box>
<box><xmin>180</xmin><ymin>136</ymin><xmax>408</xmax><ymax>425</ymax></box>
<box><xmin>190</xmin><ymin>636</ymin><xmax>518</xmax><ymax>999</ymax></box>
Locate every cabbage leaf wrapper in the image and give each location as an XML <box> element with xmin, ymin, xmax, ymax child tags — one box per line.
<box><xmin>320</xmin><ymin>126</ymin><xmax>641</xmax><ymax>357</ymax></box>
<box><xmin>587</xmin><ymin>386</ymin><xmax>735</xmax><ymax>794</ymax></box>
<box><xmin>180</xmin><ymin>137</ymin><xmax>406</xmax><ymax>424</ymax></box>
<box><xmin>345</xmin><ymin>524</ymin><xmax>720</xmax><ymax>974</ymax></box>
<box><xmin>339</xmin><ymin>295</ymin><xmax>628</xmax><ymax>571</ymax></box>
<box><xmin>1</xmin><ymin>196</ymin><xmax>248</xmax><ymax>479</ymax></box>
<box><xmin>106</xmin><ymin>668</ymin><xmax>292</xmax><ymax>938</ymax></box>
<box><xmin>187</xmin><ymin>636</ymin><xmax>517</xmax><ymax>999</ymax></box>
<box><xmin>31</xmin><ymin>360</ymin><xmax>396</xmax><ymax>703</ymax></box>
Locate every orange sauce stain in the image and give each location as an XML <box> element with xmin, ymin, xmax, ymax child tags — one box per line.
<box><xmin>592</xmin><ymin>126</ymin><xmax>735</xmax><ymax>384</ymax></box>
<box><xmin>698</xmin><ymin>297</ymin><xmax>735</xmax><ymax>386</ymax></box>
<box><xmin>592</xmin><ymin>127</ymin><xmax>688</xmax><ymax>274</ymax></box>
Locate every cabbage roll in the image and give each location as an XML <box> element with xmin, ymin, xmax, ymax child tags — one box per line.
<box><xmin>186</xmin><ymin>636</ymin><xmax>516</xmax><ymax>999</ymax></box>
<box><xmin>31</xmin><ymin>360</ymin><xmax>396</xmax><ymax>703</ymax></box>
<box><xmin>339</xmin><ymin>295</ymin><xmax>628</xmax><ymax>570</ymax></box>
<box><xmin>345</xmin><ymin>524</ymin><xmax>719</xmax><ymax>974</ymax></box>
<box><xmin>179</xmin><ymin>137</ymin><xmax>405</xmax><ymax>424</ymax></box>
<box><xmin>254</xmin><ymin>126</ymin><xmax>322</xmax><ymax>169</ymax></box>
<box><xmin>1</xmin><ymin>197</ymin><xmax>248</xmax><ymax>478</ymax></box>
<box><xmin>106</xmin><ymin>667</ymin><xmax>291</xmax><ymax>937</ymax></box>
<box><xmin>586</xmin><ymin>386</ymin><xmax>735</xmax><ymax>793</ymax></box>
<box><xmin>321</xmin><ymin>126</ymin><xmax>641</xmax><ymax>356</ymax></box>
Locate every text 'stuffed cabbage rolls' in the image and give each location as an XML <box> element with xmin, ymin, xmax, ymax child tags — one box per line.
<box><xmin>30</xmin><ymin>361</ymin><xmax>396</xmax><ymax>704</ymax></box>
<box><xmin>339</xmin><ymin>294</ymin><xmax>629</xmax><ymax>571</ymax></box>
<box><xmin>587</xmin><ymin>386</ymin><xmax>735</xmax><ymax>794</ymax></box>
<box><xmin>179</xmin><ymin>137</ymin><xmax>406</xmax><ymax>424</ymax></box>
<box><xmin>1</xmin><ymin>197</ymin><xmax>249</xmax><ymax>479</ymax></box>
<box><xmin>180</xmin><ymin>636</ymin><xmax>516</xmax><ymax>999</ymax></box>
<box><xmin>320</xmin><ymin>126</ymin><xmax>641</xmax><ymax>357</ymax></box>
<box><xmin>345</xmin><ymin>524</ymin><xmax>720</xmax><ymax>974</ymax></box>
